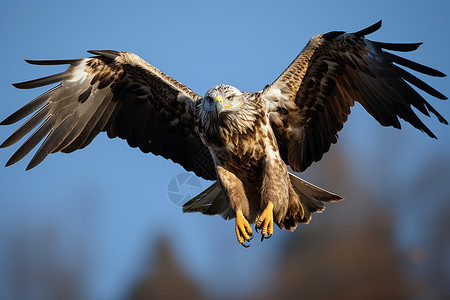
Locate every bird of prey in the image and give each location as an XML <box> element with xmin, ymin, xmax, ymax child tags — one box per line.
<box><xmin>1</xmin><ymin>21</ymin><xmax>447</xmax><ymax>247</ymax></box>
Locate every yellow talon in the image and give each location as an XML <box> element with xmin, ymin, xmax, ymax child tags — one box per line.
<box><xmin>235</xmin><ymin>210</ymin><xmax>253</xmax><ymax>247</ymax></box>
<box><xmin>256</xmin><ymin>201</ymin><xmax>274</xmax><ymax>241</ymax></box>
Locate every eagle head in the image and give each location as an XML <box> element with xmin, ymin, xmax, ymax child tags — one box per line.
<box><xmin>199</xmin><ymin>84</ymin><xmax>259</xmax><ymax>141</ymax></box>
<box><xmin>203</xmin><ymin>84</ymin><xmax>243</xmax><ymax>115</ymax></box>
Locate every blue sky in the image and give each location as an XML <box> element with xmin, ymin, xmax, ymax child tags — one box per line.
<box><xmin>1</xmin><ymin>1</ymin><xmax>449</xmax><ymax>299</ymax></box>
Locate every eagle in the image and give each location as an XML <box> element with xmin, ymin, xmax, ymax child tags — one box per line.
<box><xmin>1</xmin><ymin>21</ymin><xmax>447</xmax><ymax>247</ymax></box>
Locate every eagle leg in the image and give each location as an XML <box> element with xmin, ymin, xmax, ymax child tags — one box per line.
<box><xmin>235</xmin><ymin>209</ymin><xmax>253</xmax><ymax>247</ymax></box>
<box><xmin>255</xmin><ymin>201</ymin><xmax>274</xmax><ymax>242</ymax></box>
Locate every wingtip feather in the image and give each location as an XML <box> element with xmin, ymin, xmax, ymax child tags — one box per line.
<box><xmin>373</xmin><ymin>41</ymin><xmax>423</xmax><ymax>52</ymax></box>
<box><xmin>0</xmin><ymin>142</ymin><xmax>6</xmax><ymax>149</ymax></box>
<box><xmin>12</xmin><ymin>72</ymin><xmax>69</xmax><ymax>89</ymax></box>
<box><xmin>25</xmin><ymin>160</ymin><xmax>39</xmax><ymax>171</ymax></box>
<box><xmin>0</xmin><ymin>117</ymin><xmax>12</xmax><ymax>126</ymax></box>
<box><xmin>87</xmin><ymin>50</ymin><xmax>120</xmax><ymax>59</ymax></box>
<box><xmin>24</xmin><ymin>58</ymin><xmax>82</xmax><ymax>65</ymax></box>
<box><xmin>5</xmin><ymin>154</ymin><xmax>20</xmax><ymax>168</ymax></box>
<box><xmin>12</xmin><ymin>82</ymin><xmax>23</xmax><ymax>89</ymax></box>
<box><xmin>5</xmin><ymin>159</ymin><xmax>36</xmax><ymax>170</ymax></box>
<box><xmin>353</xmin><ymin>20</ymin><xmax>382</xmax><ymax>38</ymax></box>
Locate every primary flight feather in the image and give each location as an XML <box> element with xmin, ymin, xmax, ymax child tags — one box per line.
<box><xmin>1</xmin><ymin>21</ymin><xmax>446</xmax><ymax>247</ymax></box>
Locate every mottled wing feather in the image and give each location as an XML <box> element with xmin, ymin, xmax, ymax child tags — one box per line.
<box><xmin>262</xmin><ymin>21</ymin><xmax>447</xmax><ymax>172</ymax></box>
<box><xmin>1</xmin><ymin>50</ymin><xmax>216</xmax><ymax>180</ymax></box>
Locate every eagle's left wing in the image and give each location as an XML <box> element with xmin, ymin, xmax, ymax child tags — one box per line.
<box><xmin>262</xmin><ymin>21</ymin><xmax>447</xmax><ymax>173</ymax></box>
<box><xmin>1</xmin><ymin>50</ymin><xmax>216</xmax><ymax>180</ymax></box>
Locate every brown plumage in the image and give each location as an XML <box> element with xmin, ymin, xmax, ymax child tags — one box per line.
<box><xmin>1</xmin><ymin>21</ymin><xmax>447</xmax><ymax>246</ymax></box>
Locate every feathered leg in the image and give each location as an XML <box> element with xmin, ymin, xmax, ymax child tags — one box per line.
<box><xmin>216</xmin><ymin>165</ymin><xmax>253</xmax><ymax>247</ymax></box>
<box><xmin>256</xmin><ymin>152</ymin><xmax>290</xmax><ymax>241</ymax></box>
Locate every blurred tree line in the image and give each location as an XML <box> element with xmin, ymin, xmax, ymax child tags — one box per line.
<box><xmin>3</xmin><ymin>136</ymin><xmax>449</xmax><ymax>300</ymax></box>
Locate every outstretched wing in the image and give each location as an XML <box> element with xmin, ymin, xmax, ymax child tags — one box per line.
<box><xmin>1</xmin><ymin>50</ymin><xmax>216</xmax><ymax>180</ymax></box>
<box><xmin>262</xmin><ymin>21</ymin><xmax>447</xmax><ymax>172</ymax></box>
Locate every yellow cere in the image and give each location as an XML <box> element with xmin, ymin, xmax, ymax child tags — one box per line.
<box><xmin>215</xmin><ymin>95</ymin><xmax>223</xmax><ymax>106</ymax></box>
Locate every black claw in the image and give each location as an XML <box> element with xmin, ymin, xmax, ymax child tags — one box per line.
<box><xmin>248</xmin><ymin>233</ymin><xmax>254</xmax><ymax>241</ymax></box>
<box><xmin>255</xmin><ymin>226</ymin><xmax>259</xmax><ymax>233</ymax></box>
<box><xmin>260</xmin><ymin>233</ymin><xmax>273</xmax><ymax>242</ymax></box>
<box><xmin>241</xmin><ymin>241</ymin><xmax>251</xmax><ymax>248</ymax></box>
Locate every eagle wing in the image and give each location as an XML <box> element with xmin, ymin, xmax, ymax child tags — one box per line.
<box><xmin>262</xmin><ymin>21</ymin><xmax>447</xmax><ymax>172</ymax></box>
<box><xmin>1</xmin><ymin>50</ymin><xmax>216</xmax><ymax>180</ymax></box>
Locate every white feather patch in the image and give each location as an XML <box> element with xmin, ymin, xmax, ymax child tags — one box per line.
<box><xmin>66</xmin><ymin>59</ymin><xmax>90</xmax><ymax>83</ymax></box>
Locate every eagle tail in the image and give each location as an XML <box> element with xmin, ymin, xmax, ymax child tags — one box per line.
<box><xmin>280</xmin><ymin>172</ymin><xmax>344</xmax><ymax>231</ymax></box>
<box><xmin>183</xmin><ymin>173</ymin><xmax>343</xmax><ymax>229</ymax></box>
<box><xmin>182</xmin><ymin>181</ymin><xmax>235</xmax><ymax>220</ymax></box>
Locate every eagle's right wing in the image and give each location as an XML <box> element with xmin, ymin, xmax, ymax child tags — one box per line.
<box><xmin>262</xmin><ymin>21</ymin><xmax>447</xmax><ymax>173</ymax></box>
<box><xmin>1</xmin><ymin>50</ymin><xmax>216</xmax><ymax>180</ymax></box>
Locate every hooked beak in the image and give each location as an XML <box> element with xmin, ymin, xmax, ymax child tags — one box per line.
<box><xmin>212</xmin><ymin>95</ymin><xmax>232</xmax><ymax>112</ymax></box>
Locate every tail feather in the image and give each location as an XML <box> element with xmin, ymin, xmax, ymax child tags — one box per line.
<box><xmin>280</xmin><ymin>172</ymin><xmax>343</xmax><ymax>231</ymax></box>
<box><xmin>289</xmin><ymin>172</ymin><xmax>343</xmax><ymax>203</ymax></box>
<box><xmin>182</xmin><ymin>181</ymin><xmax>235</xmax><ymax>220</ymax></box>
<box><xmin>182</xmin><ymin>173</ymin><xmax>343</xmax><ymax>231</ymax></box>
